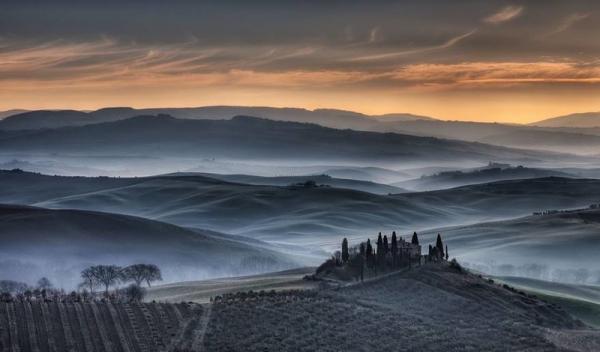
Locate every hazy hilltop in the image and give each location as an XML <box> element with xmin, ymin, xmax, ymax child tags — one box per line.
<box><xmin>0</xmin><ymin>106</ymin><xmax>434</xmax><ymax>131</ymax></box>
<box><xmin>171</xmin><ymin>172</ymin><xmax>407</xmax><ymax>195</ymax></box>
<box><xmin>4</xmin><ymin>107</ymin><xmax>600</xmax><ymax>156</ymax></box>
<box><xmin>0</xmin><ymin>115</ymin><xmax>578</xmax><ymax>164</ymax></box>
<box><xmin>422</xmin><ymin>208</ymin><xmax>600</xmax><ymax>273</ymax></box>
<box><xmin>0</xmin><ymin>204</ymin><xmax>299</xmax><ymax>288</ymax></box>
<box><xmin>531</xmin><ymin>112</ymin><xmax>600</xmax><ymax>128</ymax></box>
<box><xmin>396</xmin><ymin>164</ymin><xmax>574</xmax><ymax>191</ymax></box>
<box><xmin>3</xmin><ymin>170</ymin><xmax>600</xmax><ymax>246</ymax></box>
<box><xmin>0</xmin><ymin>109</ymin><xmax>28</xmax><ymax>119</ymax></box>
<box><xmin>480</xmin><ymin>129</ymin><xmax>600</xmax><ymax>155</ymax></box>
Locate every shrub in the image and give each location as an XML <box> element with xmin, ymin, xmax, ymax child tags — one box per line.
<box><xmin>122</xmin><ymin>284</ymin><xmax>146</xmax><ymax>302</ymax></box>
<box><xmin>449</xmin><ymin>258</ymin><xmax>463</xmax><ymax>273</ymax></box>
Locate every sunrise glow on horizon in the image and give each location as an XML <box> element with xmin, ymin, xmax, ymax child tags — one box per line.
<box><xmin>2</xmin><ymin>1</ymin><xmax>600</xmax><ymax>123</ymax></box>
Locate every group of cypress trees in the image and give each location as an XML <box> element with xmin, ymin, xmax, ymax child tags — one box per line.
<box><xmin>339</xmin><ymin>231</ymin><xmax>449</xmax><ymax>280</ymax></box>
<box><xmin>427</xmin><ymin>234</ymin><xmax>449</xmax><ymax>262</ymax></box>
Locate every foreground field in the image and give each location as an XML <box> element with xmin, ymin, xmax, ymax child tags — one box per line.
<box><xmin>3</xmin><ymin>264</ymin><xmax>600</xmax><ymax>351</ymax></box>
<box><xmin>200</xmin><ymin>264</ymin><xmax>599</xmax><ymax>351</ymax></box>
<box><xmin>0</xmin><ymin>301</ymin><xmax>204</xmax><ymax>352</ymax></box>
<box><xmin>147</xmin><ymin>268</ymin><xmax>317</xmax><ymax>303</ymax></box>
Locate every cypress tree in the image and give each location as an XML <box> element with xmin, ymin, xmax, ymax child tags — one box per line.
<box><xmin>391</xmin><ymin>232</ymin><xmax>398</xmax><ymax>268</ymax></box>
<box><xmin>341</xmin><ymin>238</ymin><xmax>349</xmax><ymax>263</ymax></box>
<box><xmin>436</xmin><ymin>233</ymin><xmax>445</xmax><ymax>259</ymax></box>
<box><xmin>383</xmin><ymin>235</ymin><xmax>389</xmax><ymax>255</ymax></box>
<box><xmin>411</xmin><ymin>231</ymin><xmax>419</xmax><ymax>245</ymax></box>
<box><xmin>445</xmin><ymin>245</ymin><xmax>449</xmax><ymax>261</ymax></box>
<box><xmin>366</xmin><ymin>239</ymin><xmax>373</xmax><ymax>268</ymax></box>
<box><xmin>376</xmin><ymin>232</ymin><xmax>383</xmax><ymax>262</ymax></box>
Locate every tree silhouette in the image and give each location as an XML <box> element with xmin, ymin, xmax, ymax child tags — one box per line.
<box><xmin>366</xmin><ymin>239</ymin><xmax>373</xmax><ymax>268</ymax></box>
<box><xmin>121</xmin><ymin>264</ymin><xmax>162</xmax><ymax>287</ymax></box>
<box><xmin>89</xmin><ymin>265</ymin><xmax>122</xmax><ymax>294</ymax></box>
<box><xmin>436</xmin><ymin>234</ymin><xmax>445</xmax><ymax>259</ymax></box>
<box><xmin>445</xmin><ymin>245</ymin><xmax>449</xmax><ymax>261</ymax></box>
<box><xmin>411</xmin><ymin>231</ymin><xmax>419</xmax><ymax>245</ymax></box>
<box><xmin>36</xmin><ymin>277</ymin><xmax>53</xmax><ymax>290</ymax></box>
<box><xmin>376</xmin><ymin>232</ymin><xmax>383</xmax><ymax>262</ymax></box>
<box><xmin>341</xmin><ymin>238</ymin><xmax>349</xmax><ymax>263</ymax></box>
<box><xmin>383</xmin><ymin>235</ymin><xmax>389</xmax><ymax>256</ymax></box>
<box><xmin>391</xmin><ymin>232</ymin><xmax>398</xmax><ymax>268</ymax></box>
<box><xmin>80</xmin><ymin>267</ymin><xmax>98</xmax><ymax>294</ymax></box>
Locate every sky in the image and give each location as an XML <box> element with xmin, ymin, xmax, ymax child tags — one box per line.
<box><xmin>1</xmin><ymin>0</ymin><xmax>600</xmax><ymax>123</ymax></box>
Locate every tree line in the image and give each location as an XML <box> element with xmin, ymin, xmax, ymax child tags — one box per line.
<box><xmin>316</xmin><ymin>232</ymin><xmax>449</xmax><ymax>281</ymax></box>
<box><xmin>0</xmin><ymin>263</ymin><xmax>162</xmax><ymax>303</ymax></box>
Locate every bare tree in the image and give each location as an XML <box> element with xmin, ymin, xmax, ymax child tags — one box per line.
<box><xmin>37</xmin><ymin>277</ymin><xmax>53</xmax><ymax>290</ymax></box>
<box><xmin>122</xmin><ymin>284</ymin><xmax>146</xmax><ymax>302</ymax></box>
<box><xmin>80</xmin><ymin>267</ymin><xmax>98</xmax><ymax>294</ymax></box>
<box><xmin>88</xmin><ymin>265</ymin><xmax>122</xmax><ymax>294</ymax></box>
<box><xmin>121</xmin><ymin>264</ymin><xmax>162</xmax><ymax>288</ymax></box>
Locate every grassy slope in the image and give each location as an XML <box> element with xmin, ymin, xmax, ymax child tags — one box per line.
<box><xmin>147</xmin><ymin>267</ymin><xmax>317</xmax><ymax>303</ymax></box>
<box><xmin>166</xmin><ymin>172</ymin><xmax>407</xmax><ymax>195</ymax></box>
<box><xmin>3</xmin><ymin>170</ymin><xmax>600</xmax><ymax>246</ymax></box>
<box><xmin>420</xmin><ymin>209</ymin><xmax>600</xmax><ymax>269</ymax></box>
<box><xmin>201</xmin><ymin>264</ymin><xmax>597</xmax><ymax>352</ymax></box>
<box><xmin>494</xmin><ymin>276</ymin><xmax>600</xmax><ymax>327</ymax></box>
<box><xmin>0</xmin><ymin>204</ymin><xmax>299</xmax><ymax>287</ymax></box>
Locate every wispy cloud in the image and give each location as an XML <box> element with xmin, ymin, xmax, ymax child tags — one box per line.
<box><xmin>547</xmin><ymin>13</ymin><xmax>590</xmax><ymax>35</ymax></box>
<box><xmin>369</xmin><ymin>27</ymin><xmax>381</xmax><ymax>43</ymax></box>
<box><xmin>347</xmin><ymin>30</ymin><xmax>476</xmax><ymax>62</ymax></box>
<box><xmin>390</xmin><ymin>61</ymin><xmax>600</xmax><ymax>90</ymax></box>
<box><xmin>484</xmin><ymin>6</ymin><xmax>523</xmax><ymax>24</ymax></box>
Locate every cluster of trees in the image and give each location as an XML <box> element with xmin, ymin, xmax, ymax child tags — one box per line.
<box><xmin>426</xmin><ymin>234</ymin><xmax>449</xmax><ymax>262</ymax></box>
<box><xmin>0</xmin><ymin>264</ymin><xmax>162</xmax><ymax>303</ymax></box>
<box><xmin>0</xmin><ymin>277</ymin><xmax>55</xmax><ymax>301</ymax></box>
<box><xmin>317</xmin><ymin>232</ymin><xmax>450</xmax><ymax>282</ymax></box>
<box><xmin>80</xmin><ymin>263</ymin><xmax>162</xmax><ymax>295</ymax></box>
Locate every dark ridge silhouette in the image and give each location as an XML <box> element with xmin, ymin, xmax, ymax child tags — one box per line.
<box><xmin>0</xmin><ymin>114</ymin><xmax>581</xmax><ymax>163</ymax></box>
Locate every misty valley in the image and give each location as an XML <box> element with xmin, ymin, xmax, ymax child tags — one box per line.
<box><xmin>1</xmin><ymin>107</ymin><xmax>600</xmax><ymax>351</ymax></box>
<box><xmin>4</xmin><ymin>1</ymin><xmax>600</xmax><ymax>350</ymax></box>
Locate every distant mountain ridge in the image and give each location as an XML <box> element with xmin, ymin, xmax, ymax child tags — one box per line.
<box><xmin>530</xmin><ymin>112</ymin><xmax>600</xmax><ymax>128</ymax></box>
<box><xmin>0</xmin><ymin>114</ymin><xmax>578</xmax><ymax>163</ymax></box>
<box><xmin>0</xmin><ymin>106</ymin><xmax>436</xmax><ymax>131</ymax></box>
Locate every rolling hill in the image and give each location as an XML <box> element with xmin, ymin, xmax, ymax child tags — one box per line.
<box><xmin>3</xmin><ymin>170</ymin><xmax>600</xmax><ymax>249</ymax></box>
<box><xmin>168</xmin><ymin>172</ymin><xmax>407</xmax><ymax>195</ymax></box>
<box><xmin>0</xmin><ymin>106</ymin><xmax>435</xmax><ymax>131</ymax></box>
<box><xmin>395</xmin><ymin>164</ymin><xmax>574</xmax><ymax>191</ymax></box>
<box><xmin>493</xmin><ymin>276</ymin><xmax>600</xmax><ymax>328</ymax></box>
<box><xmin>419</xmin><ymin>208</ymin><xmax>600</xmax><ymax>275</ymax></box>
<box><xmin>199</xmin><ymin>264</ymin><xmax>594</xmax><ymax>352</ymax></box>
<box><xmin>0</xmin><ymin>115</ymin><xmax>579</xmax><ymax>164</ymax></box>
<box><xmin>531</xmin><ymin>112</ymin><xmax>600</xmax><ymax>128</ymax></box>
<box><xmin>480</xmin><ymin>129</ymin><xmax>600</xmax><ymax>155</ymax></box>
<box><xmin>0</xmin><ymin>204</ymin><xmax>300</xmax><ymax>288</ymax></box>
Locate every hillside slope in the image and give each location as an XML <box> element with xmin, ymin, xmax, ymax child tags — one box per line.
<box><xmin>0</xmin><ymin>204</ymin><xmax>299</xmax><ymax>288</ymax></box>
<box><xmin>169</xmin><ymin>172</ymin><xmax>407</xmax><ymax>195</ymax></box>
<box><xmin>531</xmin><ymin>112</ymin><xmax>600</xmax><ymax>128</ymax></box>
<box><xmin>419</xmin><ymin>208</ymin><xmax>600</xmax><ymax>272</ymax></box>
<box><xmin>0</xmin><ymin>301</ymin><xmax>202</xmax><ymax>352</ymax></box>
<box><xmin>3</xmin><ymin>171</ymin><xmax>600</xmax><ymax>247</ymax></box>
<box><xmin>0</xmin><ymin>106</ymin><xmax>436</xmax><ymax>131</ymax></box>
<box><xmin>395</xmin><ymin>165</ymin><xmax>574</xmax><ymax>191</ymax></box>
<box><xmin>0</xmin><ymin>115</ymin><xmax>576</xmax><ymax>163</ymax></box>
<box><xmin>201</xmin><ymin>264</ymin><xmax>596</xmax><ymax>351</ymax></box>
